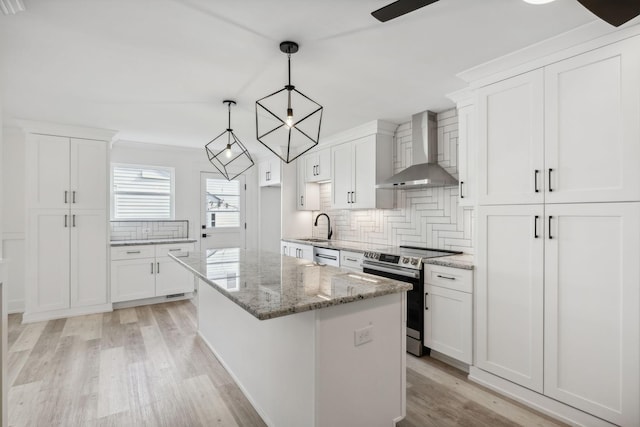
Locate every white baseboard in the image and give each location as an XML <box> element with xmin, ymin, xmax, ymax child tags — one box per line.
<box><xmin>429</xmin><ymin>350</ymin><xmax>470</xmax><ymax>373</ymax></box>
<box><xmin>22</xmin><ymin>303</ymin><xmax>113</xmax><ymax>323</ymax></box>
<box><xmin>112</xmin><ymin>293</ymin><xmax>193</xmax><ymax>310</ymax></box>
<box><xmin>468</xmin><ymin>367</ymin><xmax>616</xmax><ymax>427</ymax></box>
<box><xmin>8</xmin><ymin>299</ymin><xmax>24</xmax><ymax>314</ymax></box>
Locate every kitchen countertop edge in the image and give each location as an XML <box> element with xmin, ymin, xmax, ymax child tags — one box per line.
<box><xmin>111</xmin><ymin>238</ymin><xmax>198</xmax><ymax>247</ymax></box>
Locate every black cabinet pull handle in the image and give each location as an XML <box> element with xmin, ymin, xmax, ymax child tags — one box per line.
<box><xmin>64</xmin><ymin>191</ymin><xmax>68</xmax><ymax>204</ymax></box>
<box><xmin>352</xmin><ymin>191</ymin><xmax>356</xmax><ymax>203</ymax></box>
<box><xmin>64</xmin><ymin>214</ymin><xmax>68</xmax><ymax>228</ymax></box>
<box><xmin>157</xmin><ymin>262</ymin><xmax>160</xmax><ymax>274</ymax></box>
<box><xmin>425</xmin><ymin>292</ymin><xmax>428</xmax><ymax>310</ymax></box>
<box><xmin>151</xmin><ymin>262</ymin><xmax>154</xmax><ymax>274</ymax></box>
<box><xmin>548</xmin><ymin>169</ymin><xmax>553</xmax><ymax>192</ymax></box>
<box><xmin>300</xmin><ymin>195</ymin><xmax>304</xmax><ymax>206</ymax></box>
<box><xmin>72</xmin><ymin>191</ymin><xmax>76</xmax><ymax>203</ymax></box>
<box><xmin>460</xmin><ymin>181</ymin><xmax>464</xmax><ymax>198</ymax></box>
<box><xmin>549</xmin><ymin>216</ymin><xmax>554</xmax><ymax>239</ymax></box>
<box><xmin>72</xmin><ymin>214</ymin><xmax>76</xmax><ymax>227</ymax></box>
<box><xmin>534</xmin><ymin>170</ymin><xmax>539</xmax><ymax>193</ymax></box>
<box><xmin>436</xmin><ymin>275</ymin><xmax>455</xmax><ymax>280</ymax></box>
<box><xmin>534</xmin><ymin>215</ymin><xmax>539</xmax><ymax>238</ymax></box>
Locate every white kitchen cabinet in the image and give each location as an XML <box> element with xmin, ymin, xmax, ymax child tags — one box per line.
<box><xmin>477</xmin><ymin>69</ymin><xmax>544</xmax><ymax>206</ymax></box>
<box><xmin>280</xmin><ymin>241</ymin><xmax>313</xmax><ymax>261</ymax></box>
<box><xmin>456</xmin><ymin>101</ymin><xmax>476</xmax><ymax>206</ymax></box>
<box><xmin>330</xmin><ymin>134</ymin><xmax>393</xmax><ymax>210</ymax></box>
<box><xmin>304</xmin><ymin>146</ymin><xmax>331</xmax><ymax>182</ymax></box>
<box><xmin>543</xmin><ymin>203</ymin><xmax>639</xmax><ymax>425</ymax></box>
<box><xmin>111</xmin><ymin>242</ymin><xmax>195</xmax><ymax>303</ymax></box>
<box><xmin>259</xmin><ymin>158</ymin><xmax>282</xmax><ymax>187</ymax></box>
<box><xmin>544</xmin><ymin>39</ymin><xmax>640</xmax><ymax>204</ymax></box>
<box><xmin>340</xmin><ymin>251</ymin><xmax>363</xmax><ymax>272</ymax></box>
<box><xmin>24</xmin><ymin>133</ymin><xmax>110</xmax><ymax>322</ymax></box>
<box><xmin>476</xmin><ymin>204</ymin><xmax>544</xmax><ymax>392</ymax></box>
<box><xmin>297</xmin><ymin>157</ymin><xmax>319</xmax><ymax>211</ymax></box>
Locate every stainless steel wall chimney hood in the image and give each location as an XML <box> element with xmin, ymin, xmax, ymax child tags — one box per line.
<box><xmin>377</xmin><ymin>111</ymin><xmax>458</xmax><ymax>190</ymax></box>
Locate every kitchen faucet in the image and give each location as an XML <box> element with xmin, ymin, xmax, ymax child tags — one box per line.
<box><xmin>314</xmin><ymin>213</ymin><xmax>333</xmax><ymax>240</ymax></box>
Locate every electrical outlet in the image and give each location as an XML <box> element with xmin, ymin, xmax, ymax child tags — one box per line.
<box><xmin>354</xmin><ymin>325</ymin><xmax>373</xmax><ymax>346</ymax></box>
<box><xmin>142</xmin><ymin>228</ymin><xmax>151</xmax><ymax>234</ymax></box>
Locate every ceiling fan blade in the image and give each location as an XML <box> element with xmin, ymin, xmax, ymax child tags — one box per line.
<box><xmin>576</xmin><ymin>0</ymin><xmax>640</xmax><ymax>27</ymax></box>
<box><xmin>371</xmin><ymin>0</ymin><xmax>439</xmax><ymax>22</ymax></box>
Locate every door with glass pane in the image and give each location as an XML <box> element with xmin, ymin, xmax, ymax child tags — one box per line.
<box><xmin>200</xmin><ymin>172</ymin><xmax>246</xmax><ymax>250</ymax></box>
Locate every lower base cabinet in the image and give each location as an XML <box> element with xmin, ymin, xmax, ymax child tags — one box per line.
<box><xmin>424</xmin><ymin>265</ymin><xmax>473</xmax><ymax>365</ymax></box>
<box><xmin>280</xmin><ymin>241</ymin><xmax>313</xmax><ymax>261</ymax></box>
<box><xmin>110</xmin><ymin>242</ymin><xmax>195</xmax><ymax>303</ymax></box>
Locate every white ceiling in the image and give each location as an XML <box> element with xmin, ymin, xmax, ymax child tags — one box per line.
<box><xmin>0</xmin><ymin>0</ymin><xmax>599</xmax><ymax>158</ymax></box>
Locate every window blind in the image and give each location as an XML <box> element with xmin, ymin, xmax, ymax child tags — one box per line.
<box><xmin>113</xmin><ymin>165</ymin><xmax>173</xmax><ymax>219</ymax></box>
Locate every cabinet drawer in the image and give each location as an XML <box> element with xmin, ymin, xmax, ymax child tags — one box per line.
<box><xmin>111</xmin><ymin>245</ymin><xmax>155</xmax><ymax>260</ymax></box>
<box><xmin>340</xmin><ymin>251</ymin><xmax>363</xmax><ymax>271</ymax></box>
<box><xmin>424</xmin><ymin>265</ymin><xmax>472</xmax><ymax>293</ymax></box>
<box><xmin>156</xmin><ymin>243</ymin><xmax>195</xmax><ymax>257</ymax></box>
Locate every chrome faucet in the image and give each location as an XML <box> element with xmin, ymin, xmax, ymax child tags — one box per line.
<box><xmin>314</xmin><ymin>213</ymin><xmax>333</xmax><ymax>240</ymax></box>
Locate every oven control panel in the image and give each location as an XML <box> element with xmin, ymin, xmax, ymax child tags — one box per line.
<box><xmin>363</xmin><ymin>251</ymin><xmax>422</xmax><ymax>270</ymax></box>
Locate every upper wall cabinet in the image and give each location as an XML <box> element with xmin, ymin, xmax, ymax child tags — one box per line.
<box><xmin>259</xmin><ymin>158</ymin><xmax>282</xmax><ymax>187</ymax></box>
<box><xmin>297</xmin><ymin>157</ymin><xmax>319</xmax><ymax>211</ymax></box>
<box><xmin>331</xmin><ymin>133</ymin><xmax>393</xmax><ymax>210</ymax></box>
<box><xmin>304</xmin><ymin>146</ymin><xmax>331</xmax><ymax>182</ymax></box>
<box><xmin>477</xmin><ymin>69</ymin><xmax>544</xmax><ymax>206</ymax></box>
<box><xmin>544</xmin><ymin>38</ymin><xmax>640</xmax><ymax>204</ymax></box>
<box><xmin>478</xmin><ymin>37</ymin><xmax>640</xmax><ymax>206</ymax></box>
<box><xmin>447</xmin><ymin>90</ymin><xmax>477</xmax><ymax>207</ymax></box>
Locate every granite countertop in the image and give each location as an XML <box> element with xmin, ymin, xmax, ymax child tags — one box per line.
<box><xmin>110</xmin><ymin>238</ymin><xmax>198</xmax><ymax>247</ymax></box>
<box><xmin>282</xmin><ymin>237</ymin><xmax>474</xmax><ymax>270</ymax></box>
<box><xmin>169</xmin><ymin>248</ymin><xmax>412</xmax><ymax>320</ymax></box>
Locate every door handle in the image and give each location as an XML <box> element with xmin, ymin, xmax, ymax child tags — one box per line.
<box><xmin>64</xmin><ymin>214</ymin><xmax>68</xmax><ymax>228</ymax></box>
<box><xmin>151</xmin><ymin>262</ymin><xmax>154</xmax><ymax>274</ymax></box>
<box><xmin>548</xmin><ymin>169</ymin><xmax>553</xmax><ymax>192</ymax></box>
<box><xmin>72</xmin><ymin>191</ymin><xmax>76</xmax><ymax>203</ymax></box>
<box><xmin>352</xmin><ymin>191</ymin><xmax>356</xmax><ymax>203</ymax></box>
<box><xmin>460</xmin><ymin>181</ymin><xmax>464</xmax><ymax>198</ymax></box>
<box><xmin>72</xmin><ymin>214</ymin><xmax>76</xmax><ymax>227</ymax></box>
<box><xmin>157</xmin><ymin>262</ymin><xmax>160</xmax><ymax>274</ymax></box>
<box><xmin>425</xmin><ymin>292</ymin><xmax>428</xmax><ymax>310</ymax></box>
<box><xmin>347</xmin><ymin>192</ymin><xmax>350</xmax><ymax>204</ymax></box>
<box><xmin>548</xmin><ymin>216</ymin><xmax>554</xmax><ymax>239</ymax></box>
<box><xmin>64</xmin><ymin>191</ymin><xmax>68</xmax><ymax>204</ymax></box>
<box><xmin>534</xmin><ymin>170</ymin><xmax>540</xmax><ymax>193</ymax></box>
<box><xmin>126</xmin><ymin>250</ymin><xmax>141</xmax><ymax>254</ymax></box>
<box><xmin>534</xmin><ymin>215</ymin><xmax>539</xmax><ymax>238</ymax></box>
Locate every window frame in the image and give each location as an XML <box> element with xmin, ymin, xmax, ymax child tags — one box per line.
<box><xmin>110</xmin><ymin>162</ymin><xmax>176</xmax><ymax>221</ymax></box>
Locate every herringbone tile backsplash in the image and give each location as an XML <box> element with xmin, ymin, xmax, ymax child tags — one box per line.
<box><xmin>312</xmin><ymin>109</ymin><xmax>474</xmax><ymax>253</ymax></box>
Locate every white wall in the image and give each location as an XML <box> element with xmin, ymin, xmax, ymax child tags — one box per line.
<box><xmin>111</xmin><ymin>141</ymin><xmax>259</xmax><ymax>250</ymax></box>
<box><xmin>1</xmin><ymin>127</ymin><xmax>26</xmax><ymax>312</ymax></box>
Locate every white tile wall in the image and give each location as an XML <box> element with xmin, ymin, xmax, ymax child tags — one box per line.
<box><xmin>110</xmin><ymin>220</ymin><xmax>189</xmax><ymax>241</ymax></box>
<box><xmin>312</xmin><ymin>109</ymin><xmax>475</xmax><ymax>253</ymax></box>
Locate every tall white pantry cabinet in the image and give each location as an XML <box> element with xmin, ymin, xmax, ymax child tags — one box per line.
<box><xmin>24</xmin><ymin>125</ymin><xmax>114</xmax><ymax>322</ymax></box>
<box><xmin>473</xmin><ymin>34</ymin><xmax>640</xmax><ymax>426</ymax></box>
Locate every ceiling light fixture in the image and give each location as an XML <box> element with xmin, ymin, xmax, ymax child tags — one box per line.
<box><xmin>255</xmin><ymin>41</ymin><xmax>323</xmax><ymax>164</ymax></box>
<box><xmin>205</xmin><ymin>100</ymin><xmax>254</xmax><ymax>181</ymax></box>
<box><xmin>0</xmin><ymin>0</ymin><xmax>25</xmax><ymax>15</ymax></box>
<box><xmin>522</xmin><ymin>0</ymin><xmax>556</xmax><ymax>4</ymax></box>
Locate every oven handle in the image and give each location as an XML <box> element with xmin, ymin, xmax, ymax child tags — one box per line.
<box><xmin>363</xmin><ymin>262</ymin><xmax>420</xmax><ymax>279</ymax></box>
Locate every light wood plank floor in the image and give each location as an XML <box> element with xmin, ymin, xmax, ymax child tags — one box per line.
<box><xmin>7</xmin><ymin>301</ymin><xmax>565</xmax><ymax>427</ymax></box>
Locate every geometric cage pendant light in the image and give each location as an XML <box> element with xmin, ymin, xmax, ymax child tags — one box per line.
<box><xmin>205</xmin><ymin>100</ymin><xmax>255</xmax><ymax>181</ymax></box>
<box><xmin>256</xmin><ymin>41</ymin><xmax>323</xmax><ymax>164</ymax></box>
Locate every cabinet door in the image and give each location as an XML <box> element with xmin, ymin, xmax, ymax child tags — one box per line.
<box><xmin>544</xmin><ymin>203</ymin><xmax>640</xmax><ymax>425</ymax></box>
<box><xmin>477</xmin><ymin>70</ymin><xmax>544</xmax><ymax>205</ymax></box>
<box><xmin>457</xmin><ymin>103</ymin><xmax>476</xmax><ymax>206</ymax></box>
<box><xmin>27</xmin><ymin>135</ymin><xmax>70</xmax><ymax>209</ymax></box>
<box><xmin>331</xmin><ymin>142</ymin><xmax>352</xmax><ymax>209</ymax></box>
<box><xmin>545</xmin><ymin>39</ymin><xmax>640</xmax><ymax>203</ymax></box>
<box><xmin>269</xmin><ymin>160</ymin><xmax>281</xmax><ymax>185</ymax></box>
<box><xmin>299</xmin><ymin>244</ymin><xmax>314</xmax><ymax>261</ymax></box>
<box><xmin>70</xmin><ymin>138</ymin><xmax>107</xmax><ymax>210</ymax></box>
<box><xmin>110</xmin><ymin>258</ymin><xmax>156</xmax><ymax>303</ymax></box>
<box><xmin>315</xmin><ymin>147</ymin><xmax>331</xmax><ymax>181</ymax></box>
<box><xmin>352</xmin><ymin>135</ymin><xmax>376</xmax><ymax>209</ymax></box>
<box><xmin>424</xmin><ymin>284</ymin><xmax>472</xmax><ymax>364</ymax></box>
<box><xmin>28</xmin><ymin>209</ymin><xmax>71</xmax><ymax>312</ymax></box>
<box><xmin>70</xmin><ymin>210</ymin><xmax>107</xmax><ymax>307</ymax></box>
<box><xmin>305</xmin><ymin>153</ymin><xmax>319</xmax><ymax>182</ymax></box>
<box><xmin>297</xmin><ymin>157</ymin><xmax>318</xmax><ymax>210</ymax></box>
<box><xmin>155</xmin><ymin>257</ymin><xmax>195</xmax><ymax>296</ymax></box>
<box><xmin>476</xmin><ymin>204</ymin><xmax>544</xmax><ymax>392</ymax></box>
<box><xmin>281</xmin><ymin>241</ymin><xmax>290</xmax><ymax>256</ymax></box>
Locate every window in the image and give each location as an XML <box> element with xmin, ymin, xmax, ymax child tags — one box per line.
<box><xmin>112</xmin><ymin>164</ymin><xmax>174</xmax><ymax>220</ymax></box>
<box><xmin>206</xmin><ymin>178</ymin><xmax>240</xmax><ymax>228</ymax></box>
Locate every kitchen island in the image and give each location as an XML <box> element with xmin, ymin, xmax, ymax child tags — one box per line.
<box><xmin>170</xmin><ymin>248</ymin><xmax>411</xmax><ymax>427</ymax></box>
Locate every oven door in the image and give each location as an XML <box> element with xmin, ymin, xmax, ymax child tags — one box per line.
<box><xmin>363</xmin><ymin>261</ymin><xmax>424</xmax><ymax>356</ymax></box>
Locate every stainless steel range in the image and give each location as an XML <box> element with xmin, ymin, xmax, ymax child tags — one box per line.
<box><xmin>362</xmin><ymin>245</ymin><xmax>462</xmax><ymax>356</ymax></box>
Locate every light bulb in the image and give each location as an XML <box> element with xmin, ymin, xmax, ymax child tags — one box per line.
<box><xmin>522</xmin><ymin>0</ymin><xmax>556</xmax><ymax>4</ymax></box>
<box><xmin>286</xmin><ymin>108</ymin><xmax>294</xmax><ymax>128</ymax></box>
<box><xmin>225</xmin><ymin>143</ymin><xmax>232</xmax><ymax>158</ymax></box>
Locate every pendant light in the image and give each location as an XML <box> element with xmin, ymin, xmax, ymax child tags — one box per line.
<box><xmin>205</xmin><ymin>100</ymin><xmax>255</xmax><ymax>181</ymax></box>
<box><xmin>256</xmin><ymin>41</ymin><xmax>323</xmax><ymax>164</ymax></box>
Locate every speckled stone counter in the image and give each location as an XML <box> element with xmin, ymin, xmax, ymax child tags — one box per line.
<box><xmin>169</xmin><ymin>248</ymin><xmax>412</xmax><ymax>320</ymax></box>
<box><xmin>424</xmin><ymin>253</ymin><xmax>475</xmax><ymax>270</ymax></box>
<box><xmin>110</xmin><ymin>238</ymin><xmax>197</xmax><ymax>246</ymax></box>
<box><xmin>281</xmin><ymin>237</ymin><xmax>395</xmax><ymax>253</ymax></box>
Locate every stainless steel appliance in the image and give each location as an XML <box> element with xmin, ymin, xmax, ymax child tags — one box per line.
<box><xmin>362</xmin><ymin>245</ymin><xmax>462</xmax><ymax>356</ymax></box>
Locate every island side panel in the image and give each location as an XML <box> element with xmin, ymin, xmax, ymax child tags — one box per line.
<box><xmin>315</xmin><ymin>292</ymin><xmax>407</xmax><ymax>427</ymax></box>
<box><xmin>197</xmin><ymin>279</ymin><xmax>316</xmax><ymax>427</ymax></box>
